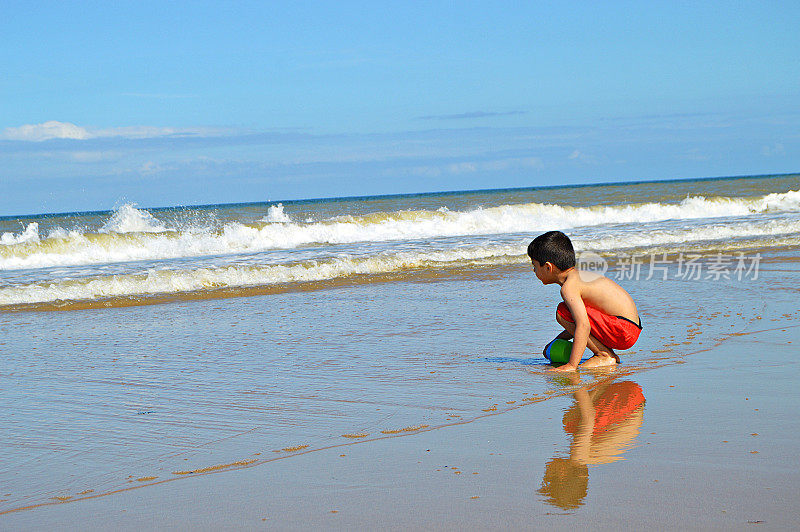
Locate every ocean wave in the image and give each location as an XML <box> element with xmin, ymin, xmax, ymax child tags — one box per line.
<box><xmin>576</xmin><ymin>218</ymin><xmax>800</xmax><ymax>253</ymax></box>
<box><xmin>1</xmin><ymin>190</ymin><xmax>799</xmax><ymax>270</ymax></box>
<box><xmin>0</xmin><ymin>222</ymin><xmax>40</xmax><ymax>246</ymax></box>
<box><xmin>100</xmin><ymin>203</ymin><xmax>168</xmax><ymax>233</ymax></box>
<box><xmin>0</xmin><ymin>245</ymin><xmax>522</xmax><ymax>306</ymax></box>
<box><xmin>2</xmin><ymin>215</ymin><xmax>799</xmax><ymax>307</ymax></box>
<box><xmin>261</xmin><ymin>203</ymin><xmax>291</xmax><ymax>223</ymax></box>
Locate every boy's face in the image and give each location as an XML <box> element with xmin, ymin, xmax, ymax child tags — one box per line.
<box><xmin>531</xmin><ymin>259</ymin><xmax>555</xmax><ymax>284</ymax></box>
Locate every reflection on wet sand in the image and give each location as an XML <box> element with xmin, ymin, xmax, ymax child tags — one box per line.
<box><xmin>539</xmin><ymin>375</ymin><xmax>645</xmax><ymax>510</ymax></box>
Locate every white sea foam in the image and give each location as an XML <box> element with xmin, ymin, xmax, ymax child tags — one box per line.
<box><xmin>261</xmin><ymin>203</ymin><xmax>291</xmax><ymax>223</ymax></box>
<box><xmin>1</xmin><ymin>223</ymin><xmax>40</xmax><ymax>246</ymax></box>
<box><xmin>0</xmin><ymin>245</ymin><xmax>521</xmax><ymax>305</ymax></box>
<box><xmin>575</xmin><ymin>218</ymin><xmax>800</xmax><ymax>253</ymax></box>
<box><xmin>100</xmin><ymin>204</ymin><xmax>168</xmax><ymax>234</ymax></box>
<box><xmin>1</xmin><ymin>216</ymin><xmax>799</xmax><ymax>307</ymax></box>
<box><xmin>0</xmin><ymin>190</ymin><xmax>798</xmax><ymax>270</ymax></box>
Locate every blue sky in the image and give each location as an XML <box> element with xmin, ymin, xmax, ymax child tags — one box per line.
<box><xmin>1</xmin><ymin>1</ymin><xmax>798</xmax><ymax>215</ymax></box>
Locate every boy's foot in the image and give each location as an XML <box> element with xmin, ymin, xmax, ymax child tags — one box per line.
<box><xmin>580</xmin><ymin>353</ymin><xmax>618</xmax><ymax>368</ymax></box>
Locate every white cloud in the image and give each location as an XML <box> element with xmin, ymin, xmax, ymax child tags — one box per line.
<box><xmin>761</xmin><ymin>143</ymin><xmax>785</xmax><ymax>157</ymax></box>
<box><xmin>139</xmin><ymin>161</ymin><xmax>164</xmax><ymax>175</ymax></box>
<box><xmin>408</xmin><ymin>156</ymin><xmax>543</xmax><ymax>177</ymax></box>
<box><xmin>1</xmin><ymin>121</ymin><xmax>235</xmax><ymax>142</ymax></box>
<box><xmin>567</xmin><ymin>150</ymin><xmax>597</xmax><ymax>164</ymax></box>
<box><xmin>120</xmin><ymin>92</ymin><xmax>199</xmax><ymax>99</ymax></box>
<box><xmin>679</xmin><ymin>148</ymin><xmax>711</xmax><ymax>162</ymax></box>
<box><xmin>2</xmin><ymin>121</ymin><xmax>91</xmax><ymax>141</ymax></box>
<box><xmin>69</xmin><ymin>151</ymin><xmax>120</xmax><ymax>163</ymax></box>
<box><xmin>482</xmin><ymin>157</ymin><xmax>543</xmax><ymax>171</ymax></box>
<box><xmin>446</xmin><ymin>162</ymin><xmax>477</xmax><ymax>174</ymax></box>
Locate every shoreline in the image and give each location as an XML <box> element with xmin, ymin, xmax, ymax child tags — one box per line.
<box><xmin>3</xmin><ymin>243</ymin><xmax>797</xmax><ymax>314</ymax></box>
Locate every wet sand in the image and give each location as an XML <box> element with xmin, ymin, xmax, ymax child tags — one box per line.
<box><xmin>1</xmin><ymin>254</ymin><xmax>799</xmax><ymax>529</ymax></box>
<box><xmin>4</xmin><ymin>326</ymin><xmax>798</xmax><ymax>530</ymax></box>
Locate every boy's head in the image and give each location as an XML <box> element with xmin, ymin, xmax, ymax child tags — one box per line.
<box><xmin>538</xmin><ymin>457</ymin><xmax>589</xmax><ymax>510</ymax></box>
<box><xmin>527</xmin><ymin>231</ymin><xmax>576</xmax><ymax>275</ymax></box>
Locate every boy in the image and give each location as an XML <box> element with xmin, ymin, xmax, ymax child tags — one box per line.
<box><xmin>528</xmin><ymin>231</ymin><xmax>641</xmax><ymax>371</ymax></box>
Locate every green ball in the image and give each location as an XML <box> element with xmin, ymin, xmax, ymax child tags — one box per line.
<box><xmin>545</xmin><ymin>339</ymin><xmax>572</xmax><ymax>366</ymax></box>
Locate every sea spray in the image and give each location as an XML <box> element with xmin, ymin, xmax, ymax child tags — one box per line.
<box><xmin>101</xmin><ymin>204</ymin><xmax>169</xmax><ymax>234</ymax></box>
<box><xmin>261</xmin><ymin>203</ymin><xmax>291</xmax><ymax>223</ymax></box>
<box><xmin>1</xmin><ymin>222</ymin><xmax>40</xmax><ymax>246</ymax></box>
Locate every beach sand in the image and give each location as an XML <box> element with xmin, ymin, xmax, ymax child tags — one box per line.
<box><xmin>1</xmin><ymin>253</ymin><xmax>799</xmax><ymax>530</ymax></box>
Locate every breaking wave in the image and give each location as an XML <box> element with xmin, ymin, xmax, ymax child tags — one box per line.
<box><xmin>0</xmin><ymin>245</ymin><xmax>521</xmax><ymax>306</ymax></box>
<box><xmin>1</xmin><ymin>190</ymin><xmax>799</xmax><ymax>271</ymax></box>
<box><xmin>261</xmin><ymin>203</ymin><xmax>291</xmax><ymax>223</ymax></box>
<box><xmin>1</xmin><ymin>216</ymin><xmax>799</xmax><ymax>307</ymax></box>
<box><xmin>101</xmin><ymin>203</ymin><xmax>168</xmax><ymax>233</ymax></box>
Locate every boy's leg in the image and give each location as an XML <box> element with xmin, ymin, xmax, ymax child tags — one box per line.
<box><xmin>555</xmin><ymin>329</ymin><xmax>573</xmax><ymax>340</ymax></box>
<box><xmin>556</xmin><ymin>312</ymin><xmax>619</xmax><ymax>368</ymax></box>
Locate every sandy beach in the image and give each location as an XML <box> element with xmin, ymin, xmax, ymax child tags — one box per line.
<box><xmin>2</xmin><ymin>247</ymin><xmax>798</xmax><ymax>530</ymax></box>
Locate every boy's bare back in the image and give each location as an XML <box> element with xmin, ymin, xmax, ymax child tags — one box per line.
<box><xmin>561</xmin><ymin>269</ymin><xmax>639</xmax><ymax>325</ymax></box>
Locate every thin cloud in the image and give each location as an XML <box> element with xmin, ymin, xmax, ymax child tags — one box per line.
<box><xmin>94</xmin><ymin>125</ymin><xmax>238</xmax><ymax>139</ymax></box>
<box><xmin>600</xmin><ymin>111</ymin><xmax>720</xmax><ymax>122</ymax></box>
<box><xmin>121</xmin><ymin>93</ymin><xmax>200</xmax><ymax>99</ymax></box>
<box><xmin>417</xmin><ymin>111</ymin><xmax>527</xmax><ymax>121</ymax></box>
<box><xmin>407</xmin><ymin>156</ymin><xmax>543</xmax><ymax>177</ymax></box>
<box><xmin>567</xmin><ymin>150</ymin><xmax>597</xmax><ymax>164</ymax></box>
<box><xmin>761</xmin><ymin>143</ymin><xmax>785</xmax><ymax>157</ymax></box>
<box><xmin>69</xmin><ymin>151</ymin><xmax>121</xmax><ymax>163</ymax></box>
<box><xmin>1</xmin><ymin>121</ymin><xmax>238</xmax><ymax>142</ymax></box>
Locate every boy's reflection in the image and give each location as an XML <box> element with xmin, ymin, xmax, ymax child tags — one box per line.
<box><xmin>539</xmin><ymin>375</ymin><xmax>645</xmax><ymax>509</ymax></box>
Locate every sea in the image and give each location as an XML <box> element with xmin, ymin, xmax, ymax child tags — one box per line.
<box><xmin>2</xmin><ymin>173</ymin><xmax>798</xmax><ymax>310</ymax></box>
<box><xmin>1</xmin><ymin>172</ymin><xmax>799</xmax><ymax>514</ymax></box>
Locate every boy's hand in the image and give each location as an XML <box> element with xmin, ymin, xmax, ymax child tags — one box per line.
<box><xmin>548</xmin><ymin>363</ymin><xmax>578</xmax><ymax>372</ymax></box>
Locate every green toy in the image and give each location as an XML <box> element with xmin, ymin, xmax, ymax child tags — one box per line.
<box><xmin>544</xmin><ymin>339</ymin><xmax>573</xmax><ymax>366</ymax></box>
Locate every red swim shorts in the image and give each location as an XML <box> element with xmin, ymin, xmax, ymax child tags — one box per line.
<box><xmin>557</xmin><ymin>302</ymin><xmax>642</xmax><ymax>350</ymax></box>
<box><xmin>563</xmin><ymin>381</ymin><xmax>645</xmax><ymax>435</ymax></box>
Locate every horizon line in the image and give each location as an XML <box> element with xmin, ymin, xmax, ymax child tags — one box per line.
<box><xmin>1</xmin><ymin>171</ymin><xmax>797</xmax><ymax>221</ymax></box>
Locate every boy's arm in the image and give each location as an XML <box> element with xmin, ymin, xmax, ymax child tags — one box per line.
<box><xmin>569</xmin><ymin>386</ymin><xmax>596</xmax><ymax>463</ymax></box>
<box><xmin>557</xmin><ymin>283</ymin><xmax>591</xmax><ymax>371</ymax></box>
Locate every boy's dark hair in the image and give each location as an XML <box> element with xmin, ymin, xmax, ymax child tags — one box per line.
<box><xmin>527</xmin><ymin>231</ymin><xmax>576</xmax><ymax>271</ymax></box>
<box><xmin>538</xmin><ymin>458</ymin><xmax>589</xmax><ymax>510</ymax></box>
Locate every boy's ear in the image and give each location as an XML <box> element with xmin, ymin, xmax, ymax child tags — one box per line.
<box><xmin>544</xmin><ymin>261</ymin><xmax>554</xmax><ymax>273</ymax></box>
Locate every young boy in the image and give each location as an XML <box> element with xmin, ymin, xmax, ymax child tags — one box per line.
<box><xmin>528</xmin><ymin>231</ymin><xmax>641</xmax><ymax>371</ymax></box>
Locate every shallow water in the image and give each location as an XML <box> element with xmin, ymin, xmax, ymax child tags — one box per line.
<box><xmin>2</xmin><ymin>247</ymin><xmax>794</xmax><ymax>513</ymax></box>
